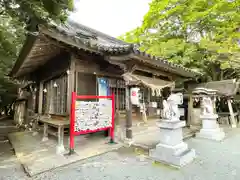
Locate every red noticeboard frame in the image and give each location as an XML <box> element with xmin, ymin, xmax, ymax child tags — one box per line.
<box><xmin>69</xmin><ymin>92</ymin><xmax>115</xmax><ymax>153</ymax></box>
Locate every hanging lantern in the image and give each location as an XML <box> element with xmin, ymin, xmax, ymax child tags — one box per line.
<box><xmin>130</xmin><ymin>87</ymin><xmax>140</xmax><ymax>106</ymax></box>
<box><xmin>43</xmin><ymin>88</ymin><xmax>47</xmax><ymax>93</ymax></box>
<box><xmin>53</xmin><ymin>82</ymin><xmax>58</xmax><ymax>87</ymax></box>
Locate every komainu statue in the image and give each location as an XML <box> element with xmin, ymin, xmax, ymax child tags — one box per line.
<box><xmin>201</xmin><ymin>96</ymin><xmax>214</xmax><ymax>115</ymax></box>
<box><xmin>162</xmin><ymin>93</ymin><xmax>183</xmax><ymax>121</ymax></box>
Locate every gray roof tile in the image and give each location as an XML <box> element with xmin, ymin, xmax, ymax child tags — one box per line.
<box><xmin>46</xmin><ymin>20</ymin><xmax>200</xmax><ymax>77</ymax></box>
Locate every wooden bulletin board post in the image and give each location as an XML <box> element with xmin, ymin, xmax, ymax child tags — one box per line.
<box><xmin>69</xmin><ymin>92</ymin><xmax>115</xmax><ymax>154</ymax></box>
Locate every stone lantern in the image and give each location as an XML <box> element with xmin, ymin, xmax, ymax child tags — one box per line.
<box><xmin>193</xmin><ymin>87</ymin><xmax>225</xmax><ymax>141</ymax></box>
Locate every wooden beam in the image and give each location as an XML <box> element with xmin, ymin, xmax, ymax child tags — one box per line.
<box><xmin>125</xmin><ymin>61</ymin><xmax>137</xmax><ymax>73</ymax></box>
<box><xmin>96</xmin><ymin>71</ymin><xmax>122</xmax><ymax>78</ymax></box>
<box><xmin>132</xmin><ymin>54</ymin><xmax>195</xmax><ymax>78</ymax></box>
<box><xmin>22</xmin><ymin>60</ymin><xmax>47</xmax><ymax>68</ymax></box>
<box><xmin>108</xmin><ymin>54</ymin><xmax>184</xmax><ymax>78</ymax></box>
<box><xmin>134</xmin><ymin>65</ymin><xmax>174</xmax><ymax>80</ymax></box>
<box><xmin>106</xmin><ymin>55</ymin><xmax>131</xmax><ymax>61</ymax></box>
<box><xmin>107</xmin><ymin>58</ymin><xmax>175</xmax><ymax>80</ymax></box>
<box><xmin>107</xmin><ymin>60</ymin><xmax>127</xmax><ymax>71</ymax></box>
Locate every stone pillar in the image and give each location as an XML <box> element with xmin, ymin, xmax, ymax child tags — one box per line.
<box><xmin>194</xmin><ymin>88</ymin><xmax>225</xmax><ymax>141</ymax></box>
<box><xmin>149</xmin><ymin>93</ymin><xmax>196</xmax><ymax>167</ymax></box>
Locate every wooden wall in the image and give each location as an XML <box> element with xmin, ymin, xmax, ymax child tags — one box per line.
<box><xmin>76</xmin><ymin>73</ymin><xmax>97</xmax><ymax>96</ymax></box>
<box><xmin>73</xmin><ymin>54</ymin><xmax>124</xmax><ymax>78</ymax></box>
<box><xmin>30</xmin><ymin>51</ymin><xmax>71</xmax><ymax>82</ymax></box>
<box><xmin>74</xmin><ymin>54</ymin><xmax>124</xmax><ymax>97</ymax></box>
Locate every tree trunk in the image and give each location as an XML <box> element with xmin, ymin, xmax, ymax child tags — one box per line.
<box><xmin>4</xmin><ymin>106</ymin><xmax>8</xmax><ymax>116</ymax></box>
<box><xmin>211</xmin><ymin>67</ymin><xmax>218</xmax><ymax>81</ymax></box>
<box><xmin>210</xmin><ymin>63</ymin><xmax>220</xmax><ymax>81</ymax></box>
<box><xmin>220</xmin><ymin>70</ymin><xmax>224</xmax><ymax>80</ymax></box>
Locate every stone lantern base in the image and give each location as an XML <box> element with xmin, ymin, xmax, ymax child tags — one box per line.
<box><xmin>149</xmin><ymin>120</ymin><xmax>196</xmax><ymax>167</ymax></box>
<box><xmin>196</xmin><ymin>114</ymin><xmax>225</xmax><ymax>141</ymax></box>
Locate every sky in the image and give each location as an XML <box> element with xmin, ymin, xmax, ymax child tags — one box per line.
<box><xmin>69</xmin><ymin>0</ymin><xmax>151</xmax><ymax>37</ymax></box>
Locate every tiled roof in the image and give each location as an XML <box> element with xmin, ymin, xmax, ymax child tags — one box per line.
<box><xmin>46</xmin><ymin>20</ymin><xmax>200</xmax><ymax>77</ymax></box>
<box><xmin>191</xmin><ymin>79</ymin><xmax>240</xmax><ymax>96</ymax></box>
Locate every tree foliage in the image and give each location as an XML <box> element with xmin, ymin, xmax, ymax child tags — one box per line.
<box><xmin>0</xmin><ymin>0</ymin><xmax>73</xmax><ymax>112</ymax></box>
<box><xmin>120</xmin><ymin>0</ymin><xmax>240</xmax><ymax>81</ymax></box>
<box><xmin>0</xmin><ymin>0</ymin><xmax>74</xmax><ymax>57</ymax></box>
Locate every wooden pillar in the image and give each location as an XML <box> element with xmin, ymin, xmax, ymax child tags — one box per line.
<box><xmin>38</xmin><ymin>82</ymin><xmax>44</xmax><ymax>114</ymax></box>
<box><xmin>126</xmin><ymin>85</ymin><xmax>132</xmax><ymax>139</ymax></box>
<box><xmin>187</xmin><ymin>93</ymin><xmax>193</xmax><ymax>127</ymax></box>
<box><xmin>49</xmin><ymin>81</ymin><xmax>54</xmax><ymax>114</ymax></box>
<box><xmin>227</xmin><ymin>98</ymin><xmax>237</xmax><ymax>128</ymax></box>
<box><xmin>115</xmin><ymin>83</ymin><xmax>120</xmax><ymax>126</ymax></box>
<box><xmin>67</xmin><ymin>57</ymin><xmax>76</xmax><ymax>114</ymax></box>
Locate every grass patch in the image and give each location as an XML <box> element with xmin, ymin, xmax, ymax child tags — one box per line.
<box><xmin>152</xmin><ymin>161</ymin><xmax>179</xmax><ymax>170</ymax></box>
<box><xmin>134</xmin><ymin>148</ymin><xmax>147</xmax><ymax>155</ymax></box>
<box><xmin>116</xmin><ymin>146</ymin><xmax>148</xmax><ymax>155</ymax></box>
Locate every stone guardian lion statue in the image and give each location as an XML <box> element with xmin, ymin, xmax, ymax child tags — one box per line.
<box><xmin>162</xmin><ymin>93</ymin><xmax>183</xmax><ymax>121</ymax></box>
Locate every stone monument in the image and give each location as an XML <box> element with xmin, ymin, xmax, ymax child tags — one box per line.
<box><xmin>193</xmin><ymin>88</ymin><xmax>225</xmax><ymax>141</ymax></box>
<box><xmin>149</xmin><ymin>93</ymin><xmax>196</xmax><ymax>167</ymax></box>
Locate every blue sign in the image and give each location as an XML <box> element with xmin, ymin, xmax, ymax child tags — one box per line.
<box><xmin>97</xmin><ymin>78</ymin><xmax>110</xmax><ymax>96</ymax></box>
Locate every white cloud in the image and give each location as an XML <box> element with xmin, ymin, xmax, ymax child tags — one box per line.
<box><xmin>69</xmin><ymin>0</ymin><xmax>151</xmax><ymax>37</ymax></box>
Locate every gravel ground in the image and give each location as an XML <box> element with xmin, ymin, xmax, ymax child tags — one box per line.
<box><xmin>1</xmin><ymin>123</ymin><xmax>240</xmax><ymax>180</ymax></box>
<box><xmin>31</xmin><ymin>129</ymin><xmax>240</xmax><ymax>180</ymax></box>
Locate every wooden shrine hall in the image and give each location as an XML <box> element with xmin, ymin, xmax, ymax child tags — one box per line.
<box><xmin>9</xmin><ymin>20</ymin><xmax>199</xmax><ymax>152</ymax></box>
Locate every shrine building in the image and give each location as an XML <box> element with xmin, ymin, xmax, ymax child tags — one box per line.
<box><xmin>9</xmin><ymin>20</ymin><xmax>199</xmax><ymax>149</ymax></box>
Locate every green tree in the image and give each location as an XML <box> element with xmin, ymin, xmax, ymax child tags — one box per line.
<box><xmin>0</xmin><ymin>0</ymin><xmax>74</xmax><ymax>114</ymax></box>
<box><xmin>120</xmin><ymin>0</ymin><xmax>240</xmax><ymax>81</ymax></box>
<box><xmin>1</xmin><ymin>0</ymin><xmax>74</xmax><ymax>57</ymax></box>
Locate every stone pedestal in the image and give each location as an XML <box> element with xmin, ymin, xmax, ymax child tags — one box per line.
<box><xmin>149</xmin><ymin>120</ymin><xmax>196</xmax><ymax>167</ymax></box>
<box><xmin>196</xmin><ymin>114</ymin><xmax>225</xmax><ymax>141</ymax></box>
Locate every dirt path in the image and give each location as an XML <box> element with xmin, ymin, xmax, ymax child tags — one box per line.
<box><xmin>0</xmin><ymin>119</ymin><xmax>28</xmax><ymax>180</ymax></box>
